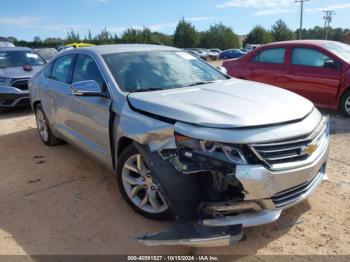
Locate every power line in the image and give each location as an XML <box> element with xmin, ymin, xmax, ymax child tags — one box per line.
<box><xmin>323</xmin><ymin>10</ymin><xmax>335</xmax><ymax>40</ymax></box>
<box><xmin>295</xmin><ymin>0</ymin><xmax>311</xmax><ymax>40</ymax></box>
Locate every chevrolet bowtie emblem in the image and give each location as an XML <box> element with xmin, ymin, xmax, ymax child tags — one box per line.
<box><xmin>302</xmin><ymin>144</ymin><xmax>318</xmax><ymax>155</ymax></box>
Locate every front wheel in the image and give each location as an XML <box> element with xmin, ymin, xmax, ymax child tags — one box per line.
<box><xmin>340</xmin><ymin>90</ymin><xmax>350</xmax><ymax>118</ymax></box>
<box><xmin>116</xmin><ymin>144</ymin><xmax>171</xmax><ymax>220</ymax></box>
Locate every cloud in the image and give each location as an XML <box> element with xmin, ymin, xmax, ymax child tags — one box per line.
<box><xmin>0</xmin><ymin>16</ymin><xmax>41</xmax><ymax>26</ymax></box>
<box><xmin>304</xmin><ymin>2</ymin><xmax>350</xmax><ymax>13</ymax></box>
<box><xmin>0</xmin><ymin>16</ymin><xmax>90</xmax><ymax>33</ymax></box>
<box><xmin>107</xmin><ymin>17</ymin><xmax>217</xmax><ymax>33</ymax></box>
<box><xmin>89</xmin><ymin>0</ymin><xmax>110</xmax><ymax>5</ymax></box>
<box><xmin>216</xmin><ymin>0</ymin><xmax>294</xmax><ymax>9</ymax></box>
<box><xmin>316</xmin><ymin>2</ymin><xmax>350</xmax><ymax>10</ymax></box>
<box><xmin>187</xmin><ymin>16</ymin><xmax>217</xmax><ymax>21</ymax></box>
<box><xmin>253</xmin><ymin>8</ymin><xmax>294</xmax><ymax>16</ymax></box>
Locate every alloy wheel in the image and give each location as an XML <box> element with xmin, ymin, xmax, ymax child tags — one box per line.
<box><xmin>121</xmin><ymin>154</ymin><xmax>168</xmax><ymax>214</ymax></box>
<box><xmin>345</xmin><ymin>96</ymin><xmax>350</xmax><ymax>115</ymax></box>
<box><xmin>36</xmin><ymin>109</ymin><xmax>49</xmax><ymax>142</ymax></box>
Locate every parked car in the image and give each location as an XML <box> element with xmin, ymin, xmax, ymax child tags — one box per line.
<box><xmin>219</xmin><ymin>49</ymin><xmax>245</xmax><ymax>59</ymax></box>
<box><xmin>186</xmin><ymin>48</ymin><xmax>208</xmax><ymax>60</ymax></box>
<box><xmin>0</xmin><ymin>37</ymin><xmax>15</xmax><ymax>48</ymax></box>
<box><xmin>0</xmin><ymin>47</ymin><xmax>46</xmax><ymax>110</ymax></box>
<box><xmin>203</xmin><ymin>49</ymin><xmax>219</xmax><ymax>60</ymax></box>
<box><xmin>223</xmin><ymin>40</ymin><xmax>350</xmax><ymax>117</ymax></box>
<box><xmin>245</xmin><ymin>44</ymin><xmax>261</xmax><ymax>52</ymax></box>
<box><xmin>29</xmin><ymin>44</ymin><xmax>329</xmax><ymax>247</ymax></box>
<box><xmin>34</xmin><ymin>48</ymin><xmax>58</xmax><ymax>62</ymax></box>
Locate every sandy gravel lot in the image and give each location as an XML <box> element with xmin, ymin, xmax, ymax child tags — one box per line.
<box><xmin>0</xmin><ymin>101</ymin><xmax>349</xmax><ymax>255</ymax></box>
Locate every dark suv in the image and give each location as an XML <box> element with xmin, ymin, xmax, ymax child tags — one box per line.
<box><xmin>0</xmin><ymin>47</ymin><xmax>46</xmax><ymax>110</ymax></box>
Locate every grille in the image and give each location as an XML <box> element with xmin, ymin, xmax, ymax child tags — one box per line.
<box><xmin>271</xmin><ymin>165</ymin><xmax>325</xmax><ymax>208</ymax></box>
<box><xmin>11</xmin><ymin>79</ymin><xmax>29</xmax><ymax>90</ymax></box>
<box><xmin>250</xmin><ymin>120</ymin><xmax>327</xmax><ymax>167</ymax></box>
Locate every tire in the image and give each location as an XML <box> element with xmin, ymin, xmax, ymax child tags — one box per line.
<box><xmin>116</xmin><ymin>144</ymin><xmax>171</xmax><ymax>220</ymax></box>
<box><xmin>340</xmin><ymin>90</ymin><xmax>350</xmax><ymax>118</ymax></box>
<box><xmin>35</xmin><ymin>104</ymin><xmax>62</xmax><ymax>146</ymax></box>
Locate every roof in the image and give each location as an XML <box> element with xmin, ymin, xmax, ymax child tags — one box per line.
<box><xmin>0</xmin><ymin>47</ymin><xmax>32</xmax><ymax>52</ymax></box>
<box><xmin>84</xmin><ymin>44</ymin><xmax>179</xmax><ymax>55</ymax></box>
<box><xmin>0</xmin><ymin>37</ymin><xmax>11</xmax><ymax>42</ymax></box>
<box><xmin>264</xmin><ymin>40</ymin><xmax>336</xmax><ymax>47</ymax></box>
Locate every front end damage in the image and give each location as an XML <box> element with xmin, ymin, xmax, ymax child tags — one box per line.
<box><xmin>129</xmin><ymin>111</ymin><xmax>330</xmax><ymax>247</ymax></box>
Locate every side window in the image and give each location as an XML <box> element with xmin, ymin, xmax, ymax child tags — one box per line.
<box><xmin>291</xmin><ymin>48</ymin><xmax>330</xmax><ymax>67</ymax></box>
<box><xmin>72</xmin><ymin>54</ymin><xmax>104</xmax><ymax>88</ymax></box>
<box><xmin>253</xmin><ymin>48</ymin><xmax>286</xmax><ymax>64</ymax></box>
<box><xmin>44</xmin><ymin>62</ymin><xmax>53</xmax><ymax>77</ymax></box>
<box><xmin>51</xmin><ymin>55</ymin><xmax>75</xmax><ymax>83</ymax></box>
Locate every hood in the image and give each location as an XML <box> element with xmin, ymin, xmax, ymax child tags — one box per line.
<box><xmin>128</xmin><ymin>79</ymin><xmax>314</xmax><ymax>128</ymax></box>
<box><xmin>0</xmin><ymin>66</ymin><xmax>43</xmax><ymax>79</ymax></box>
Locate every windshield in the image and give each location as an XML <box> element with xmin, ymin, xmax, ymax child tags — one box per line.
<box><xmin>0</xmin><ymin>50</ymin><xmax>46</xmax><ymax>68</ymax></box>
<box><xmin>103</xmin><ymin>51</ymin><xmax>228</xmax><ymax>92</ymax></box>
<box><xmin>323</xmin><ymin>42</ymin><xmax>350</xmax><ymax>61</ymax></box>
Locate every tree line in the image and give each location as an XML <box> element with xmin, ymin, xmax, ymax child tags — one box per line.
<box><xmin>7</xmin><ymin>19</ymin><xmax>349</xmax><ymax>50</ymax></box>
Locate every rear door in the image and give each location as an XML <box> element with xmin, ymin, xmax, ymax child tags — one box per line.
<box><xmin>63</xmin><ymin>54</ymin><xmax>113</xmax><ymax>168</ymax></box>
<box><xmin>247</xmin><ymin>47</ymin><xmax>287</xmax><ymax>87</ymax></box>
<box><xmin>284</xmin><ymin>47</ymin><xmax>341</xmax><ymax>106</ymax></box>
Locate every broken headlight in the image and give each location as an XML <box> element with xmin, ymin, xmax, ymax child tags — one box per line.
<box><xmin>175</xmin><ymin>133</ymin><xmax>247</xmax><ymax>165</ymax></box>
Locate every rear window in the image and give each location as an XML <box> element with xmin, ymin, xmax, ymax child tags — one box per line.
<box><xmin>51</xmin><ymin>55</ymin><xmax>75</xmax><ymax>83</ymax></box>
<box><xmin>253</xmin><ymin>48</ymin><xmax>286</xmax><ymax>64</ymax></box>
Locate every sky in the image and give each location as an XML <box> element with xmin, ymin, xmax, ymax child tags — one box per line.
<box><xmin>0</xmin><ymin>0</ymin><xmax>349</xmax><ymax>41</ymax></box>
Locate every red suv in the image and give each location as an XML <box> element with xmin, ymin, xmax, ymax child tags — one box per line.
<box><xmin>223</xmin><ymin>40</ymin><xmax>350</xmax><ymax>117</ymax></box>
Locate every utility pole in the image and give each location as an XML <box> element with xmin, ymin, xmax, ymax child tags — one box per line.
<box><xmin>323</xmin><ymin>10</ymin><xmax>335</xmax><ymax>40</ymax></box>
<box><xmin>295</xmin><ymin>0</ymin><xmax>310</xmax><ymax>40</ymax></box>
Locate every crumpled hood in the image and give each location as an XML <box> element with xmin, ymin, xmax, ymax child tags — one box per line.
<box><xmin>0</xmin><ymin>66</ymin><xmax>43</xmax><ymax>79</ymax></box>
<box><xmin>128</xmin><ymin>79</ymin><xmax>314</xmax><ymax>128</ymax></box>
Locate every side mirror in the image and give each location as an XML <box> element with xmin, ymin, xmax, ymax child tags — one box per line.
<box><xmin>217</xmin><ymin>66</ymin><xmax>227</xmax><ymax>75</ymax></box>
<box><xmin>71</xmin><ymin>80</ymin><xmax>104</xmax><ymax>97</ymax></box>
<box><xmin>323</xmin><ymin>59</ymin><xmax>337</xmax><ymax>69</ymax></box>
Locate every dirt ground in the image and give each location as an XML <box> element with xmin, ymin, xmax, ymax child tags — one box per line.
<box><xmin>0</xmin><ymin>104</ymin><xmax>349</xmax><ymax>255</ymax></box>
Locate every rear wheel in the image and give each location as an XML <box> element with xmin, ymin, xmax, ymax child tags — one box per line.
<box><xmin>35</xmin><ymin>104</ymin><xmax>62</xmax><ymax>146</ymax></box>
<box><xmin>116</xmin><ymin>144</ymin><xmax>171</xmax><ymax>220</ymax></box>
<box><xmin>340</xmin><ymin>90</ymin><xmax>350</xmax><ymax>118</ymax></box>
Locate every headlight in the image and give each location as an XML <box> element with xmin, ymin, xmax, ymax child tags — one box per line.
<box><xmin>175</xmin><ymin>133</ymin><xmax>247</xmax><ymax>165</ymax></box>
<box><xmin>0</xmin><ymin>77</ymin><xmax>13</xmax><ymax>85</ymax></box>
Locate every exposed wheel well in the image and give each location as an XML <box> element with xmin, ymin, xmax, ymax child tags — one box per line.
<box><xmin>117</xmin><ymin>137</ymin><xmax>133</xmax><ymax>158</ymax></box>
<box><xmin>33</xmin><ymin>101</ymin><xmax>41</xmax><ymax>110</ymax></box>
<box><xmin>339</xmin><ymin>87</ymin><xmax>350</xmax><ymax>109</ymax></box>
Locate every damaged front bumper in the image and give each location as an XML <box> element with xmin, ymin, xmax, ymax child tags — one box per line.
<box><xmin>134</xmin><ymin>117</ymin><xmax>330</xmax><ymax>247</ymax></box>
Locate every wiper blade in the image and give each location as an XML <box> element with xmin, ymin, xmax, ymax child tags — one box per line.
<box><xmin>187</xmin><ymin>80</ymin><xmax>216</xmax><ymax>87</ymax></box>
<box><xmin>132</xmin><ymin>87</ymin><xmax>164</xmax><ymax>93</ymax></box>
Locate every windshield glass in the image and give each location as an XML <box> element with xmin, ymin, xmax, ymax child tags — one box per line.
<box><xmin>103</xmin><ymin>51</ymin><xmax>228</xmax><ymax>92</ymax></box>
<box><xmin>0</xmin><ymin>50</ymin><xmax>46</xmax><ymax>68</ymax></box>
<box><xmin>323</xmin><ymin>42</ymin><xmax>350</xmax><ymax>61</ymax></box>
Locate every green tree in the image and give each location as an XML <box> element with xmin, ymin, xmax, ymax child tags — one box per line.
<box><xmin>33</xmin><ymin>36</ymin><xmax>42</xmax><ymax>43</ymax></box>
<box><xmin>271</xmin><ymin>19</ymin><xmax>295</xmax><ymax>42</ymax></box>
<box><xmin>173</xmin><ymin>18</ymin><xmax>197</xmax><ymax>48</ymax></box>
<box><xmin>243</xmin><ymin>25</ymin><xmax>272</xmax><ymax>46</ymax></box>
<box><xmin>66</xmin><ymin>29</ymin><xmax>80</xmax><ymax>43</ymax></box>
<box><xmin>95</xmin><ymin>27</ymin><xmax>114</xmax><ymax>44</ymax></box>
<box><xmin>198</xmin><ymin>23</ymin><xmax>240</xmax><ymax>50</ymax></box>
